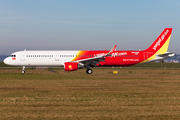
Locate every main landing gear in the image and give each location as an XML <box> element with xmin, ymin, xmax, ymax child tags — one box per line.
<box><xmin>86</xmin><ymin>69</ymin><xmax>93</xmax><ymax>74</ymax></box>
<box><xmin>22</xmin><ymin>66</ymin><xmax>25</xmax><ymax>74</ymax></box>
<box><xmin>85</xmin><ymin>65</ymin><xmax>93</xmax><ymax>74</ymax></box>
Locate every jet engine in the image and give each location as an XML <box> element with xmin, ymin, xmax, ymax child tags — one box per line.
<box><xmin>64</xmin><ymin>62</ymin><xmax>78</xmax><ymax>71</ymax></box>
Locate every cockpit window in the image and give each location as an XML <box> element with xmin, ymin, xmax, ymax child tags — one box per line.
<box><xmin>11</xmin><ymin>55</ymin><xmax>16</xmax><ymax>57</ymax></box>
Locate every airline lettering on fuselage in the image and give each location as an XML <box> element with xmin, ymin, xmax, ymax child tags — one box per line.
<box><xmin>95</xmin><ymin>52</ymin><xmax>127</xmax><ymax>57</ymax></box>
<box><xmin>153</xmin><ymin>30</ymin><xmax>169</xmax><ymax>50</ymax></box>
<box><xmin>131</xmin><ymin>52</ymin><xmax>139</xmax><ymax>55</ymax></box>
<box><xmin>112</xmin><ymin>52</ymin><xmax>127</xmax><ymax>56</ymax></box>
<box><xmin>95</xmin><ymin>53</ymin><xmax>106</xmax><ymax>57</ymax></box>
<box><xmin>123</xmin><ymin>59</ymin><xmax>139</xmax><ymax>62</ymax></box>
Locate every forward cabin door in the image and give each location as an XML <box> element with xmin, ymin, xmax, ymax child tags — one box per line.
<box><xmin>55</xmin><ymin>52</ymin><xmax>60</xmax><ymax>61</ymax></box>
<box><xmin>20</xmin><ymin>51</ymin><xmax>25</xmax><ymax>61</ymax></box>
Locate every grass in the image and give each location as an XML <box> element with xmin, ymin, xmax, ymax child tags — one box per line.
<box><xmin>0</xmin><ymin>68</ymin><xmax>180</xmax><ymax>119</ymax></box>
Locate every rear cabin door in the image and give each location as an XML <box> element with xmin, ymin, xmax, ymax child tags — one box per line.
<box><xmin>144</xmin><ymin>52</ymin><xmax>153</xmax><ymax>60</ymax></box>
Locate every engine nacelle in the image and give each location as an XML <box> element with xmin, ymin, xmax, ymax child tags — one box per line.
<box><xmin>64</xmin><ymin>62</ymin><xmax>78</xmax><ymax>71</ymax></box>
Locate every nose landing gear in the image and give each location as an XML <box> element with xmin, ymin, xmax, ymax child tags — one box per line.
<box><xmin>22</xmin><ymin>66</ymin><xmax>25</xmax><ymax>74</ymax></box>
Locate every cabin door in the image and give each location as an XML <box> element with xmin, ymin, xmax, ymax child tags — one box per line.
<box><xmin>20</xmin><ymin>52</ymin><xmax>25</xmax><ymax>61</ymax></box>
<box><xmin>144</xmin><ymin>52</ymin><xmax>153</xmax><ymax>60</ymax></box>
<box><xmin>55</xmin><ymin>53</ymin><xmax>60</xmax><ymax>61</ymax></box>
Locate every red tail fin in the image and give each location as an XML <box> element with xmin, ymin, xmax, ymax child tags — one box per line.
<box><xmin>145</xmin><ymin>28</ymin><xmax>172</xmax><ymax>53</ymax></box>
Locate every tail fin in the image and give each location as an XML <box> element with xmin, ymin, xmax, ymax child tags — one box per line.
<box><xmin>145</xmin><ymin>28</ymin><xmax>172</xmax><ymax>54</ymax></box>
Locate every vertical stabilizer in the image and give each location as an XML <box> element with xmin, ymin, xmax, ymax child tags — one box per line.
<box><xmin>145</xmin><ymin>28</ymin><xmax>172</xmax><ymax>54</ymax></box>
<box><xmin>140</xmin><ymin>28</ymin><xmax>173</xmax><ymax>63</ymax></box>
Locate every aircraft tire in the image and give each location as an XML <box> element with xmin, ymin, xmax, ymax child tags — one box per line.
<box><xmin>86</xmin><ymin>69</ymin><xmax>93</xmax><ymax>74</ymax></box>
<box><xmin>22</xmin><ymin>70</ymin><xmax>25</xmax><ymax>74</ymax></box>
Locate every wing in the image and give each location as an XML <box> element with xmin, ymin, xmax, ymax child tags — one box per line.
<box><xmin>73</xmin><ymin>45</ymin><xmax>117</xmax><ymax>68</ymax></box>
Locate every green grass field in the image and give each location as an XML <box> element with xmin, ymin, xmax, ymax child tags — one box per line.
<box><xmin>0</xmin><ymin>67</ymin><xmax>180</xmax><ymax>120</ymax></box>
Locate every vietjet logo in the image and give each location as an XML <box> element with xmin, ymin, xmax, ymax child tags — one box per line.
<box><xmin>12</xmin><ymin>57</ymin><xmax>16</xmax><ymax>60</ymax></box>
<box><xmin>153</xmin><ymin>30</ymin><xmax>169</xmax><ymax>50</ymax></box>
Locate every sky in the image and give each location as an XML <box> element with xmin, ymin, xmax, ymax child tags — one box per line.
<box><xmin>0</xmin><ymin>0</ymin><xmax>180</xmax><ymax>55</ymax></box>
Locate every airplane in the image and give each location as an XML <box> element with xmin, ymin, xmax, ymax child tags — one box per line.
<box><xmin>3</xmin><ymin>28</ymin><xmax>175</xmax><ymax>74</ymax></box>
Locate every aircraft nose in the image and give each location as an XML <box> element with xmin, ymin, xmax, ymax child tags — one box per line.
<box><xmin>3</xmin><ymin>57</ymin><xmax>10</xmax><ymax>65</ymax></box>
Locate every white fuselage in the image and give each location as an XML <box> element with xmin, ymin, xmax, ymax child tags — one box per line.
<box><xmin>4</xmin><ymin>51</ymin><xmax>79</xmax><ymax>67</ymax></box>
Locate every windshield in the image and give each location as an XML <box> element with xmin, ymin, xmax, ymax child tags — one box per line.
<box><xmin>11</xmin><ymin>55</ymin><xmax>16</xmax><ymax>57</ymax></box>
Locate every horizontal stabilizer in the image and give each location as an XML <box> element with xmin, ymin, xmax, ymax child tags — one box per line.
<box><xmin>157</xmin><ymin>52</ymin><xmax>176</xmax><ymax>58</ymax></box>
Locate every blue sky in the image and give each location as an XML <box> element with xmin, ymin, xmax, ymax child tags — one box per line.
<box><xmin>0</xmin><ymin>0</ymin><xmax>180</xmax><ymax>55</ymax></box>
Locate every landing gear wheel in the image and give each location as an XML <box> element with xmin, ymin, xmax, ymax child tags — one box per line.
<box><xmin>22</xmin><ymin>70</ymin><xmax>25</xmax><ymax>74</ymax></box>
<box><xmin>86</xmin><ymin>69</ymin><xmax>93</xmax><ymax>74</ymax></box>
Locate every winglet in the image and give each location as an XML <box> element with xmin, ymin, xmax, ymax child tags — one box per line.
<box><xmin>109</xmin><ymin>45</ymin><xmax>117</xmax><ymax>54</ymax></box>
<box><xmin>106</xmin><ymin>45</ymin><xmax>117</xmax><ymax>56</ymax></box>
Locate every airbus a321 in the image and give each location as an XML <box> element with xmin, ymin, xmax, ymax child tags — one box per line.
<box><xmin>4</xmin><ymin>28</ymin><xmax>175</xmax><ymax>74</ymax></box>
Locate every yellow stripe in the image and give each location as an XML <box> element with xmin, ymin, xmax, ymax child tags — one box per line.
<box><xmin>71</xmin><ymin>51</ymin><xmax>84</xmax><ymax>61</ymax></box>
